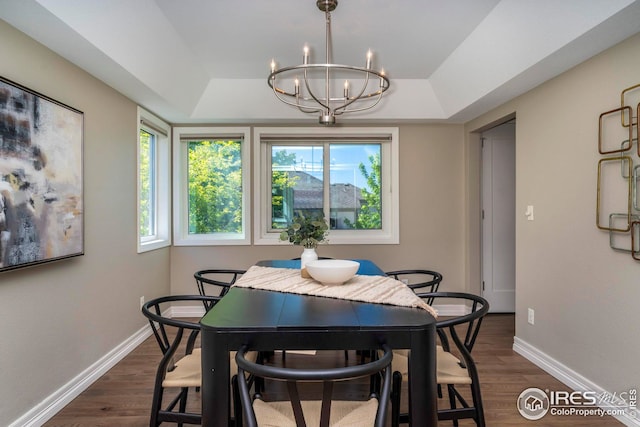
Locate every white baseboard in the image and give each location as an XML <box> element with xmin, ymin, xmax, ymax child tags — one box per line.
<box><xmin>9</xmin><ymin>324</ymin><xmax>152</xmax><ymax>427</ymax></box>
<box><xmin>171</xmin><ymin>304</ymin><xmax>206</xmax><ymax>318</ymax></box>
<box><xmin>513</xmin><ymin>336</ymin><xmax>639</xmax><ymax>426</ymax></box>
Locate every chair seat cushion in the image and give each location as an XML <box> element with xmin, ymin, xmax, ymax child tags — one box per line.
<box><xmin>253</xmin><ymin>398</ymin><xmax>379</xmax><ymax>427</ymax></box>
<box><xmin>162</xmin><ymin>348</ymin><xmax>257</xmax><ymax>388</ymax></box>
<box><xmin>163</xmin><ymin>349</ymin><xmax>201</xmax><ymax>388</ymax></box>
<box><xmin>392</xmin><ymin>347</ymin><xmax>471</xmax><ymax>385</ymax></box>
<box><xmin>436</xmin><ymin>350</ymin><xmax>472</xmax><ymax>385</ymax></box>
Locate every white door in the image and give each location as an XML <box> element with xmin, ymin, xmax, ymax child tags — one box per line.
<box><xmin>482</xmin><ymin>121</ymin><xmax>516</xmax><ymax>312</ymax></box>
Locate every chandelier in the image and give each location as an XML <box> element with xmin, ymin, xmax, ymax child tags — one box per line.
<box><xmin>268</xmin><ymin>0</ymin><xmax>390</xmax><ymax>125</ymax></box>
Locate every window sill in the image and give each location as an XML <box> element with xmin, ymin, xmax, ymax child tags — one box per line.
<box><xmin>138</xmin><ymin>239</ymin><xmax>171</xmax><ymax>253</ymax></box>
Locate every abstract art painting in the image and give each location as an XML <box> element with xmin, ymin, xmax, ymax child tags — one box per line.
<box><xmin>0</xmin><ymin>77</ymin><xmax>83</xmax><ymax>272</ymax></box>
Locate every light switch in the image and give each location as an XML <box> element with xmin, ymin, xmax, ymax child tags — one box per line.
<box><xmin>525</xmin><ymin>205</ymin><xmax>534</xmax><ymax>221</ymax></box>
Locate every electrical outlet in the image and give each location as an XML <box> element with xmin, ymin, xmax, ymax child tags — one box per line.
<box><xmin>528</xmin><ymin>308</ymin><xmax>535</xmax><ymax>325</ymax></box>
<box><xmin>140</xmin><ymin>296</ymin><xmax>145</xmax><ymax>309</ymax></box>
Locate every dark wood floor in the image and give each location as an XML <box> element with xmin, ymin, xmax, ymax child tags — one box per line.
<box><xmin>44</xmin><ymin>314</ymin><xmax>622</xmax><ymax>426</ymax></box>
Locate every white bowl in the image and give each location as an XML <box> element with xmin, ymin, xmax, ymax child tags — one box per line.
<box><xmin>305</xmin><ymin>259</ymin><xmax>360</xmax><ymax>285</ymax></box>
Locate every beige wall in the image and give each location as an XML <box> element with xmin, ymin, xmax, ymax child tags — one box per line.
<box><xmin>171</xmin><ymin>124</ymin><xmax>469</xmax><ymax>294</ymax></box>
<box><xmin>0</xmin><ymin>20</ymin><xmax>171</xmax><ymax>425</ymax></box>
<box><xmin>465</xmin><ymin>33</ymin><xmax>640</xmax><ymax>395</ymax></box>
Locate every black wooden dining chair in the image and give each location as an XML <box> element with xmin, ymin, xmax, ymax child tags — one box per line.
<box><xmin>385</xmin><ymin>269</ymin><xmax>443</xmax><ymax>294</ymax></box>
<box><xmin>390</xmin><ymin>292</ymin><xmax>489</xmax><ymax>427</ymax></box>
<box><xmin>194</xmin><ymin>269</ymin><xmax>246</xmax><ymax>310</ymax></box>
<box><xmin>234</xmin><ymin>343</ymin><xmax>394</xmax><ymax>427</ymax></box>
<box><xmin>142</xmin><ymin>294</ymin><xmax>257</xmax><ymax>427</ymax></box>
<box><xmin>142</xmin><ymin>295</ymin><xmax>216</xmax><ymax>426</ymax></box>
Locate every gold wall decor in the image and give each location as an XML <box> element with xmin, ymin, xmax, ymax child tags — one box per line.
<box><xmin>598</xmin><ymin>84</ymin><xmax>640</xmax><ymax>261</ymax></box>
<box><xmin>596</xmin><ymin>156</ymin><xmax>632</xmax><ymax>231</ymax></box>
<box><xmin>609</xmin><ymin>213</ymin><xmax>640</xmax><ymax>252</ymax></box>
<box><xmin>632</xmin><ymin>221</ymin><xmax>640</xmax><ymax>261</ymax></box>
<box><xmin>599</xmin><ymin>106</ymin><xmax>633</xmax><ymax>155</ymax></box>
<box><xmin>620</xmin><ymin>83</ymin><xmax>640</xmax><ymax>127</ymax></box>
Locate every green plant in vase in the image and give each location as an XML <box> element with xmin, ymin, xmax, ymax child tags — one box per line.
<box><xmin>279</xmin><ymin>212</ymin><xmax>329</xmax><ymax>249</ymax></box>
<box><xmin>280</xmin><ymin>212</ymin><xmax>329</xmax><ymax>275</ymax></box>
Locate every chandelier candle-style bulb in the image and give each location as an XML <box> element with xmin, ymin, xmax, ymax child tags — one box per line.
<box><xmin>267</xmin><ymin>0</ymin><xmax>391</xmax><ymax>125</ymax></box>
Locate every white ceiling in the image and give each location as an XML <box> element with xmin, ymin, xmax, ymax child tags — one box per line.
<box><xmin>2</xmin><ymin>0</ymin><xmax>640</xmax><ymax>125</ymax></box>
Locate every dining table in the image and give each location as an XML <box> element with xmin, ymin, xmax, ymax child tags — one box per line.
<box><xmin>199</xmin><ymin>259</ymin><xmax>438</xmax><ymax>426</ymax></box>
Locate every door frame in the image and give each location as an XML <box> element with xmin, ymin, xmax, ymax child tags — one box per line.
<box><xmin>480</xmin><ymin>118</ymin><xmax>516</xmax><ymax>313</ymax></box>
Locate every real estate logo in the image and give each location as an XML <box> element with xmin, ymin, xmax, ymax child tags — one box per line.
<box><xmin>517</xmin><ymin>387</ymin><xmax>637</xmax><ymax>420</ymax></box>
<box><xmin>517</xmin><ymin>387</ymin><xmax>550</xmax><ymax>420</ymax></box>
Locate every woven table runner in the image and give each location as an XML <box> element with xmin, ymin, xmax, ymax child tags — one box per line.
<box><xmin>233</xmin><ymin>265</ymin><xmax>437</xmax><ymax>318</ymax></box>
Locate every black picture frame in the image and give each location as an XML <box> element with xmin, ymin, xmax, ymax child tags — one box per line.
<box><xmin>0</xmin><ymin>76</ymin><xmax>84</xmax><ymax>273</ymax></box>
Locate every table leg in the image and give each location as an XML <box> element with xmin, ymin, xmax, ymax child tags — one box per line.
<box><xmin>409</xmin><ymin>325</ymin><xmax>438</xmax><ymax>426</ymax></box>
<box><xmin>202</xmin><ymin>333</ymin><xmax>230</xmax><ymax>427</ymax></box>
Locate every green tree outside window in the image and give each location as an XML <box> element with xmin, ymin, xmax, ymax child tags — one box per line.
<box><xmin>344</xmin><ymin>152</ymin><xmax>382</xmax><ymax>229</ymax></box>
<box><xmin>139</xmin><ymin>130</ymin><xmax>153</xmax><ymax>237</ymax></box>
<box><xmin>271</xmin><ymin>148</ymin><xmax>299</xmax><ymax>228</ymax></box>
<box><xmin>187</xmin><ymin>139</ymin><xmax>243</xmax><ymax>234</ymax></box>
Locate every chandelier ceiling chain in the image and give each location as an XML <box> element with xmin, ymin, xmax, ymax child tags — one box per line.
<box><xmin>268</xmin><ymin>0</ymin><xmax>391</xmax><ymax>125</ymax></box>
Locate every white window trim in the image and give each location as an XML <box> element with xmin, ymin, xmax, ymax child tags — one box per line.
<box><xmin>137</xmin><ymin>107</ymin><xmax>171</xmax><ymax>253</ymax></box>
<box><xmin>173</xmin><ymin>126</ymin><xmax>251</xmax><ymax>246</ymax></box>
<box><xmin>253</xmin><ymin>127</ymin><xmax>399</xmax><ymax>245</ymax></box>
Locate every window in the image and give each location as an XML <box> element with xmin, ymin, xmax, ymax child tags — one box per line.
<box><xmin>254</xmin><ymin>127</ymin><xmax>399</xmax><ymax>245</ymax></box>
<box><xmin>137</xmin><ymin>107</ymin><xmax>171</xmax><ymax>252</ymax></box>
<box><xmin>173</xmin><ymin>127</ymin><xmax>251</xmax><ymax>245</ymax></box>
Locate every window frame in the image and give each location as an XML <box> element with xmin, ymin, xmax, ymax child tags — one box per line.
<box><xmin>173</xmin><ymin>126</ymin><xmax>251</xmax><ymax>246</ymax></box>
<box><xmin>253</xmin><ymin>127</ymin><xmax>399</xmax><ymax>245</ymax></box>
<box><xmin>137</xmin><ymin>107</ymin><xmax>171</xmax><ymax>253</ymax></box>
